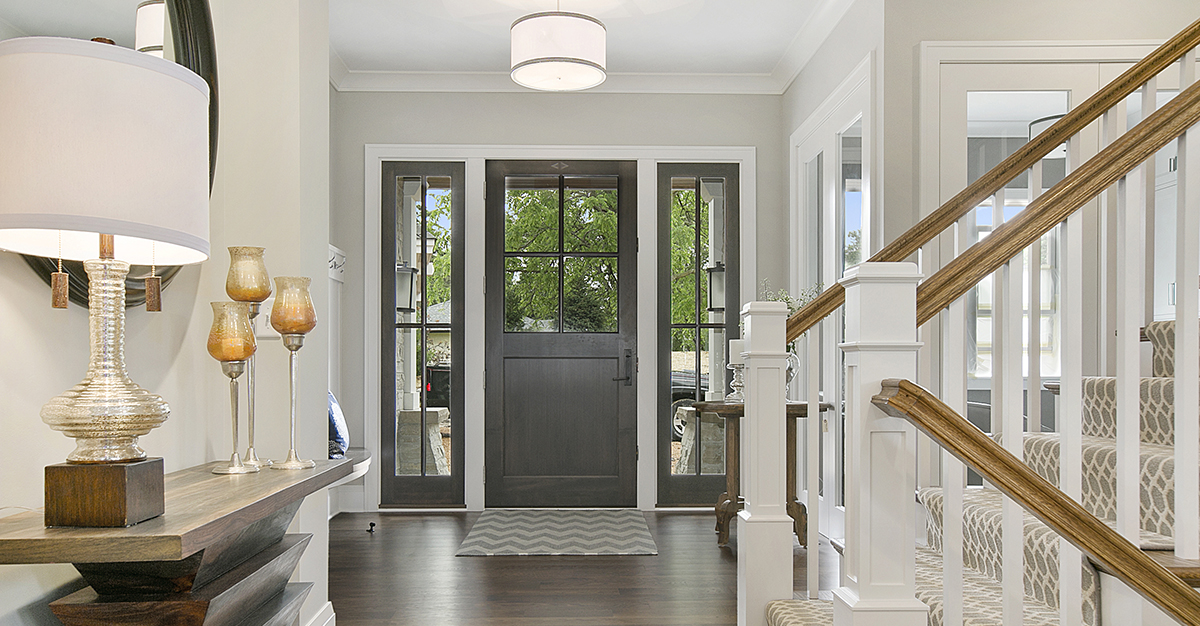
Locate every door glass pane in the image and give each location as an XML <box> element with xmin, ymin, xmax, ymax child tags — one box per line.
<box><xmin>395</xmin><ymin>327</ymin><xmax>424</xmax><ymax>475</ymax></box>
<box><xmin>670</xmin><ymin>177</ymin><xmax>701</xmax><ymax>324</ymax></box>
<box><xmin>564</xmin><ymin>176</ymin><xmax>618</xmax><ymax>253</ymax></box>
<box><xmin>505</xmin><ymin>176</ymin><xmax>560</xmax><ymax>253</ymax></box>
<box><xmin>965</xmin><ymin>91</ymin><xmax>1069</xmax><ymax>379</ymax></box>
<box><xmin>563</xmin><ymin>256</ymin><xmax>618</xmax><ymax>332</ymax></box>
<box><xmin>505</xmin><ymin>256</ymin><xmax>560</xmax><ymax>332</ymax></box>
<box><xmin>424</xmin><ymin>331</ymin><xmax>452</xmax><ymax>473</ymax></box>
<box><xmin>671</xmin><ymin>327</ymin><xmax>702</xmax><ymax>475</ymax></box>
<box><xmin>840</xmin><ymin>120</ymin><xmax>864</xmax><ymax>271</ymax></box>
<box><xmin>423</xmin><ymin>178</ymin><xmax>452</xmax><ymax>325</ymax></box>
<box><xmin>395</xmin><ymin>177</ymin><xmax>422</xmax><ymax>323</ymax></box>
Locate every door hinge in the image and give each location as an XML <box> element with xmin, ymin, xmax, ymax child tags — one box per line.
<box><xmin>636</xmin><ymin>445</ymin><xmax>640</xmax><ymax>461</ymax></box>
<box><xmin>482</xmin><ymin>368</ymin><xmax>486</xmax><ymax>391</ymax></box>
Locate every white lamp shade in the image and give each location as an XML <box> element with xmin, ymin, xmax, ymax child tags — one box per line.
<box><xmin>135</xmin><ymin>0</ymin><xmax>166</xmax><ymax>57</ymax></box>
<box><xmin>0</xmin><ymin>37</ymin><xmax>210</xmax><ymax>265</ymax></box>
<box><xmin>511</xmin><ymin>12</ymin><xmax>606</xmax><ymax>91</ymax></box>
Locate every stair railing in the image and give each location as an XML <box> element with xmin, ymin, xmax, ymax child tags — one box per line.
<box><xmin>741</xmin><ymin>15</ymin><xmax>1200</xmax><ymax>626</ymax></box>
<box><xmin>873</xmin><ymin>379</ymin><xmax>1200</xmax><ymax>624</ymax></box>
<box><xmin>786</xmin><ymin>15</ymin><xmax>1200</xmax><ymax>344</ymax></box>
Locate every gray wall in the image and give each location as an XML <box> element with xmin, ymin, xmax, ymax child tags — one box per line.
<box><xmin>329</xmin><ymin>90</ymin><xmax>786</xmax><ymax>445</ymax></box>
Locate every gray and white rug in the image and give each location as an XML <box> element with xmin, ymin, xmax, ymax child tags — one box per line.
<box><xmin>456</xmin><ymin>509</ymin><xmax>659</xmax><ymax>556</ymax></box>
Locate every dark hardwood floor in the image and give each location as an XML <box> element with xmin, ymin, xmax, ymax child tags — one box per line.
<box><xmin>328</xmin><ymin>511</ymin><xmax>837</xmax><ymax>625</ymax></box>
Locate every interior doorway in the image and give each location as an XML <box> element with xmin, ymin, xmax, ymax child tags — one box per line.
<box><xmin>484</xmin><ymin>160</ymin><xmax>638</xmax><ymax>507</ymax></box>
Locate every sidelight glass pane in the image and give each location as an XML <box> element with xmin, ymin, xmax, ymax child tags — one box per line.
<box><xmin>563</xmin><ymin>256</ymin><xmax>618</xmax><ymax>333</ymax></box>
<box><xmin>394</xmin><ymin>327</ymin><xmax>423</xmax><ymax>476</ymax></box>
<box><xmin>670</xmin><ymin>179</ymin><xmax>702</xmax><ymax>324</ymax></box>
<box><xmin>505</xmin><ymin>256</ymin><xmax>559</xmax><ymax>332</ymax></box>
<box><xmin>670</xmin><ymin>327</ymin><xmax>724</xmax><ymax>475</ymax></box>
<box><xmin>423</xmin><ymin>179</ymin><xmax>453</xmax><ymax>326</ymax></box>
<box><xmin>505</xmin><ymin>176</ymin><xmax>560</xmax><ymax>253</ymax></box>
<box><xmin>564</xmin><ymin>176</ymin><xmax>618</xmax><ymax>253</ymax></box>
<box><xmin>423</xmin><ymin>331</ymin><xmax>453</xmax><ymax>474</ymax></box>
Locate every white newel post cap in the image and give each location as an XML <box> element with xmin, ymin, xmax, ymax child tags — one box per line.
<box><xmin>740</xmin><ymin>301</ymin><xmax>789</xmax><ymax>354</ymax></box>
<box><xmin>838</xmin><ymin>262</ymin><xmax>922</xmax><ymax>345</ymax></box>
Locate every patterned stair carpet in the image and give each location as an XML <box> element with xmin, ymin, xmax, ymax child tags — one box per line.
<box><xmin>455</xmin><ymin>509</ymin><xmax>659</xmax><ymax>556</ymax></box>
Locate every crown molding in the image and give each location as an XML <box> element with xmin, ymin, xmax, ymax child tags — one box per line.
<box><xmin>771</xmin><ymin>0</ymin><xmax>856</xmax><ymax>93</ymax></box>
<box><xmin>331</xmin><ymin>68</ymin><xmax>784</xmax><ymax>95</ymax></box>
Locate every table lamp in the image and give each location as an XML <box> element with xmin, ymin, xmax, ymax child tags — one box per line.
<box><xmin>0</xmin><ymin>37</ymin><xmax>209</xmax><ymax>526</ymax></box>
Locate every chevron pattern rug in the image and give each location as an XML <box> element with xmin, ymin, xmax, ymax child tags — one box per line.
<box><xmin>455</xmin><ymin>509</ymin><xmax>659</xmax><ymax>556</ymax></box>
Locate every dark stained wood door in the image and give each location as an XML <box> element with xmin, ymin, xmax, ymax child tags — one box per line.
<box><xmin>485</xmin><ymin>160</ymin><xmax>637</xmax><ymax>507</ymax></box>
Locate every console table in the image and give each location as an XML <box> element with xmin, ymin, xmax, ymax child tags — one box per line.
<box><xmin>0</xmin><ymin>459</ymin><xmax>350</xmax><ymax>626</ymax></box>
<box><xmin>692</xmin><ymin>400</ymin><xmax>831</xmax><ymax>547</ymax></box>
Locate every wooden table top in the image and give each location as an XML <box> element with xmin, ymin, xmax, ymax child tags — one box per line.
<box><xmin>0</xmin><ymin>459</ymin><xmax>349</xmax><ymax>565</ymax></box>
<box><xmin>691</xmin><ymin>400</ymin><xmax>834</xmax><ymax>419</ymax></box>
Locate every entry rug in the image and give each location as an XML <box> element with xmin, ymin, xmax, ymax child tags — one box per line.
<box><xmin>456</xmin><ymin>509</ymin><xmax>658</xmax><ymax>556</ymax></box>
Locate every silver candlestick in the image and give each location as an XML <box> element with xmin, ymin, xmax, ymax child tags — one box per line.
<box><xmin>213</xmin><ymin>360</ymin><xmax>258</xmax><ymax>474</ymax></box>
<box><xmin>273</xmin><ymin>334</ymin><xmax>316</xmax><ymax>470</ymax></box>
<box><xmin>242</xmin><ymin>302</ymin><xmax>271</xmax><ymax>467</ymax></box>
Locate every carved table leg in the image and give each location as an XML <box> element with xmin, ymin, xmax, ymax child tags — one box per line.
<box><xmin>715</xmin><ymin>414</ymin><xmax>742</xmax><ymax>546</ymax></box>
<box><xmin>786</xmin><ymin>414</ymin><xmax>806</xmax><ymax>547</ymax></box>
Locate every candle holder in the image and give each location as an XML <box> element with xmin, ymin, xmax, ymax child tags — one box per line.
<box><xmin>226</xmin><ymin>247</ymin><xmax>272</xmax><ymax>468</ymax></box>
<box><xmin>726</xmin><ymin>363</ymin><xmax>746</xmax><ymax>403</ymax></box>
<box><xmin>207</xmin><ymin>302</ymin><xmax>258</xmax><ymax>475</ymax></box>
<box><xmin>270</xmin><ymin>277</ymin><xmax>317</xmax><ymax>470</ymax></box>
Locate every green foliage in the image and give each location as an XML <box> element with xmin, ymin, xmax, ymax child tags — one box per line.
<box><xmin>424</xmin><ymin>191</ymin><xmax>453</xmax><ymax>309</ymax></box>
<box><xmin>844</xmin><ymin>229</ymin><xmax>862</xmax><ymax>268</ymax></box>
<box><xmin>670</xmin><ymin>189</ymin><xmax>709</xmax><ymax>350</ymax></box>
<box><xmin>502</xmin><ymin>185</ymin><xmax>619</xmax><ymax>332</ymax></box>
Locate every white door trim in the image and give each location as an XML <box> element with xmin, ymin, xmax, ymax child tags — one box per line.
<box><xmin>362</xmin><ymin>144</ymin><xmax>757</xmax><ymax>512</ymax></box>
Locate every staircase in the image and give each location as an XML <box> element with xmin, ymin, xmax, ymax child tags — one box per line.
<box><xmin>731</xmin><ymin>14</ymin><xmax>1200</xmax><ymax>626</ymax></box>
<box><xmin>764</xmin><ymin>321</ymin><xmax>1196</xmax><ymax>626</ymax></box>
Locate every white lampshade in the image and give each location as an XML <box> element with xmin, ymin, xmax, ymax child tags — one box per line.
<box><xmin>135</xmin><ymin>0</ymin><xmax>166</xmax><ymax>57</ymax></box>
<box><xmin>0</xmin><ymin>37</ymin><xmax>210</xmax><ymax>266</ymax></box>
<box><xmin>511</xmin><ymin>11</ymin><xmax>606</xmax><ymax>92</ymax></box>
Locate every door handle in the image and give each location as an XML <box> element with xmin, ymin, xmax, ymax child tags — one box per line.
<box><xmin>613</xmin><ymin>349</ymin><xmax>633</xmax><ymax>386</ymax></box>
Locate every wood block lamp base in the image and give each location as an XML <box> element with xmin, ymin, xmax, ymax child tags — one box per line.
<box><xmin>45</xmin><ymin>458</ymin><xmax>165</xmax><ymax>528</ymax></box>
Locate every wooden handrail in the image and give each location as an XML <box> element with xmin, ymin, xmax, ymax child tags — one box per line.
<box><xmin>785</xmin><ymin>15</ymin><xmax>1200</xmax><ymax>343</ymax></box>
<box><xmin>916</xmin><ymin>77</ymin><xmax>1200</xmax><ymax>325</ymax></box>
<box><xmin>873</xmin><ymin>378</ymin><xmax>1200</xmax><ymax>625</ymax></box>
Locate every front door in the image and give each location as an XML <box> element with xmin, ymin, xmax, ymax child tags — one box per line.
<box><xmin>484</xmin><ymin>160</ymin><xmax>637</xmax><ymax>507</ymax></box>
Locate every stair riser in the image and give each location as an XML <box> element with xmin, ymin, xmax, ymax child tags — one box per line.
<box><xmin>1081</xmin><ymin>377</ymin><xmax>1175</xmax><ymax>446</ymax></box>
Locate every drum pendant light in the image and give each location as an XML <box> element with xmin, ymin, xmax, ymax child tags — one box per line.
<box><xmin>511</xmin><ymin>9</ymin><xmax>606</xmax><ymax>91</ymax></box>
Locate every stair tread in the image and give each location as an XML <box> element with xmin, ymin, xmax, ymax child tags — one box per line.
<box><xmin>766</xmin><ymin>546</ymin><xmax>1061</xmax><ymax>626</ymax></box>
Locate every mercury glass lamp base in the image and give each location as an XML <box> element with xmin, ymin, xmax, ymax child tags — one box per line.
<box><xmin>212</xmin><ymin>452</ymin><xmax>259</xmax><ymax>474</ymax></box>
<box><xmin>272</xmin><ymin>449</ymin><xmax>315</xmax><ymax>470</ymax></box>
<box><xmin>243</xmin><ymin>447</ymin><xmax>272</xmax><ymax>467</ymax></box>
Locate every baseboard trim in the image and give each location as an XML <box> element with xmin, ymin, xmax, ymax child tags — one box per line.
<box><xmin>304</xmin><ymin>601</ymin><xmax>336</xmax><ymax>626</ymax></box>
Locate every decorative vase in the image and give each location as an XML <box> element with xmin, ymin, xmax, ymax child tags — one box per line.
<box><xmin>225</xmin><ymin>246</ymin><xmax>272</xmax><ymax>467</ymax></box>
<box><xmin>41</xmin><ymin>259</ymin><xmax>170</xmax><ymax>462</ymax></box>
<box><xmin>207</xmin><ymin>301</ymin><xmax>258</xmax><ymax>474</ymax></box>
<box><xmin>271</xmin><ymin>276</ymin><xmax>317</xmax><ymax>470</ymax></box>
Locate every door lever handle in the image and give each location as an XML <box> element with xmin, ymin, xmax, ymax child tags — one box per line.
<box><xmin>614</xmin><ymin>349</ymin><xmax>634</xmax><ymax>386</ymax></box>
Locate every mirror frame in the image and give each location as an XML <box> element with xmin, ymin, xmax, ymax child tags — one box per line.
<box><xmin>22</xmin><ymin>0</ymin><xmax>218</xmax><ymax>308</ymax></box>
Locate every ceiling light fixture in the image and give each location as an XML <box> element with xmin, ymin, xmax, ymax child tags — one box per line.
<box><xmin>510</xmin><ymin>7</ymin><xmax>606</xmax><ymax>92</ymax></box>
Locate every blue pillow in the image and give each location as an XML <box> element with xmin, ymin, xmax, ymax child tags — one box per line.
<box><xmin>328</xmin><ymin>391</ymin><xmax>349</xmax><ymax>459</ymax></box>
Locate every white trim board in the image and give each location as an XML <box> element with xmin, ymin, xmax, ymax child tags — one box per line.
<box><xmin>362</xmin><ymin>144</ymin><xmax>757</xmax><ymax>512</ymax></box>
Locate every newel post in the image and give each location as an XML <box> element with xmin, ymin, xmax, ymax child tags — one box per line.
<box><xmin>833</xmin><ymin>262</ymin><xmax>928</xmax><ymax>626</ymax></box>
<box><xmin>738</xmin><ymin>301</ymin><xmax>793</xmax><ymax>626</ymax></box>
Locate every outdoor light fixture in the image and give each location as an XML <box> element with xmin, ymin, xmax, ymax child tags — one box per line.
<box><xmin>396</xmin><ymin>262</ymin><xmax>417</xmax><ymax>313</ymax></box>
<box><xmin>706</xmin><ymin>261</ymin><xmax>726</xmax><ymax>313</ymax></box>
<box><xmin>511</xmin><ymin>10</ymin><xmax>606</xmax><ymax>91</ymax></box>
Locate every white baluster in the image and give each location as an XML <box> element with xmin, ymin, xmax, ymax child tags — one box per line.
<box><xmin>1116</xmin><ymin>117</ymin><xmax>1147</xmax><ymax>544</ymax></box>
<box><xmin>940</xmin><ymin>214</ymin><xmax>970</xmax><ymax>626</ymax></box>
<box><xmin>833</xmin><ymin>262</ymin><xmax>927</xmax><ymax>626</ymax></box>
<box><xmin>738</xmin><ymin>302</ymin><xmax>793</xmax><ymax>626</ymax></box>
<box><xmin>1029</xmin><ymin>161</ymin><xmax>1043</xmax><ymax>439</ymax></box>
<box><xmin>1144</xmin><ymin>78</ymin><xmax>1159</xmax><ymax>325</ymax></box>
<box><xmin>807</xmin><ymin>322</ymin><xmax>821</xmax><ymax>598</ymax></box>
<box><xmin>1060</xmin><ymin>137</ymin><xmax>1085</xmax><ymax>626</ymax></box>
<box><xmin>995</xmin><ymin>185</ymin><xmax>1026</xmax><ymax>626</ymax></box>
<box><xmin>1176</xmin><ymin>48</ymin><xmax>1200</xmax><ymax>562</ymax></box>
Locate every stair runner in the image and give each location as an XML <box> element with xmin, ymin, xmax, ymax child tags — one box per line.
<box><xmin>766</xmin><ymin>320</ymin><xmax>1185</xmax><ymax>626</ymax></box>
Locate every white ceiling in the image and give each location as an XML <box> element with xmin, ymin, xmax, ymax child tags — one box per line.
<box><xmin>0</xmin><ymin>0</ymin><xmax>853</xmax><ymax>95</ymax></box>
